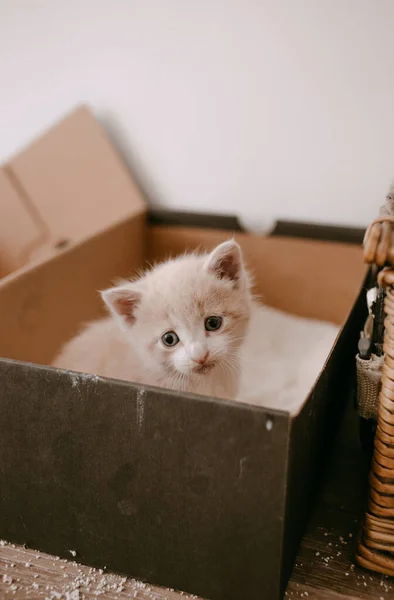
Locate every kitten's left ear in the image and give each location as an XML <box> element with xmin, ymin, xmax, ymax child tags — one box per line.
<box><xmin>204</xmin><ymin>240</ymin><xmax>244</xmax><ymax>286</ymax></box>
<box><xmin>101</xmin><ymin>285</ymin><xmax>141</xmax><ymax>327</ymax></box>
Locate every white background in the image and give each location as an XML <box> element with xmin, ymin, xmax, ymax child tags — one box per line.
<box><xmin>1</xmin><ymin>0</ymin><xmax>394</xmax><ymax>228</ymax></box>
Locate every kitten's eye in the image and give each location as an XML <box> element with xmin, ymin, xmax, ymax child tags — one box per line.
<box><xmin>205</xmin><ymin>316</ymin><xmax>223</xmax><ymax>331</ymax></box>
<box><xmin>161</xmin><ymin>331</ymin><xmax>180</xmax><ymax>347</ymax></box>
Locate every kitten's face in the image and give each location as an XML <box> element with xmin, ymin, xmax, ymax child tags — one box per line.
<box><xmin>102</xmin><ymin>240</ymin><xmax>251</xmax><ymax>389</ymax></box>
<box><xmin>133</xmin><ymin>277</ymin><xmax>249</xmax><ymax>386</ymax></box>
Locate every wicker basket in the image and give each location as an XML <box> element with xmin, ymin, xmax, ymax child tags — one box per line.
<box><xmin>357</xmin><ymin>215</ymin><xmax>394</xmax><ymax>575</ymax></box>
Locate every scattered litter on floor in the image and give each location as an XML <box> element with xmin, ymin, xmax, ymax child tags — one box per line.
<box><xmin>0</xmin><ymin>539</ymin><xmax>200</xmax><ymax>599</ymax></box>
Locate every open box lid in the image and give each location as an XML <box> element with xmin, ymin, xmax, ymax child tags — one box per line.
<box><xmin>0</xmin><ymin>106</ymin><xmax>146</xmax><ymax>275</ymax></box>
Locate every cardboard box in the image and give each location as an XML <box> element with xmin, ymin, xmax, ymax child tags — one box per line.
<box><xmin>0</xmin><ymin>108</ymin><xmax>366</xmax><ymax>600</ymax></box>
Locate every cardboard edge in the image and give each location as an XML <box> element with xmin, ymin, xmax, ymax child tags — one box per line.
<box><xmin>0</xmin><ymin>356</ymin><xmax>289</xmax><ymax>418</ymax></box>
<box><xmin>4</xmin><ymin>105</ymin><xmax>91</xmax><ymax>164</ymax></box>
<box><xmin>147</xmin><ymin>209</ymin><xmax>366</xmax><ymax>245</ymax></box>
<box><xmin>276</xmin><ymin>412</ymin><xmax>293</xmax><ymax>598</ymax></box>
<box><xmin>0</xmin><ymin>211</ymin><xmax>147</xmax><ymax>291</ymax></box>
<box><xmin>0</xmin><ymin>167</ymin><xmax>48</xmax><ymax>273</ymax></box>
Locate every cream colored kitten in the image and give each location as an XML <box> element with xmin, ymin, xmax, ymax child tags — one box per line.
<box><xmin>53</xmin><ymin>240</ymin><xmax>252</xmax><ymax>400</ymax></box>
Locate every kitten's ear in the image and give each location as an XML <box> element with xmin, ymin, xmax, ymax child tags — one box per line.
<box><xmin>204</xmin><ymin>240</ymin><xmax>244</xmax><ymax>285</ymax></box>
<box><xmin>101</xmin><ymin>286</ymin><xmax>141</xmax><ymax>326</ymax></box>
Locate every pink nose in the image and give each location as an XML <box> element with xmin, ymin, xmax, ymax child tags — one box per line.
<box><xmin>194</xmin><ymin>351</ymin><xmax>209</xmax><ymax>365</ymax></box>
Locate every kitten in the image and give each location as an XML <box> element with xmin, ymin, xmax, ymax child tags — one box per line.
<box><xmin>53</xmin><ymin>240</ymin><xmax>252</xmax><ymax>400</ymax></box>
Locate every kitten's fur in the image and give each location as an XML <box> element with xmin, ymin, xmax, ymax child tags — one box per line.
<box><xmin>53</xmin><ymin>240</ymin><xmax>252</xmax><ymax>400</ymax></box>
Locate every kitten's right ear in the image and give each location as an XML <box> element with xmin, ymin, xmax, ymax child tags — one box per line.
<box><xmin>101</xmin><ymin>286</ymin><xmax>141</xmax><ymax>326</ymax></box>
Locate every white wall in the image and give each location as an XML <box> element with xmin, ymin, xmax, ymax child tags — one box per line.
<box><xmin>1</xmin><ymin>0</ymin><xmax>394</xmax><ymax>228</ymax></box>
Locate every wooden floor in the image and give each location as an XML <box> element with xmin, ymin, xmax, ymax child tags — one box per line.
<box><xmin>0</xmin><ymin>404</ymin><xmax>392</xmax><ymax>600</ymax></box>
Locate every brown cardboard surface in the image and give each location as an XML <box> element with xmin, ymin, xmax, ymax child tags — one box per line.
<box><xmin>147</xmin><ymin>225</ymin><xmax>366</xmax><ymax>325</ymax></box>
<box><xmin>0</xmin><ymin>213</ymin><xmax>145</xmax><ymax>365</ymax></box>
<box><xmin>0</xmin><ymin>219</ymin><xmax>365</xmax><ymax>366</ymax></box>
<box><xmin>0</xmin><ymin>168</ymin><xmax>44</xmax><ymax>276</ymax></box>
<box><xmin>1</xmin><ymin>106</ymin><xmax>146</xmax><ymax>270</ymax></box>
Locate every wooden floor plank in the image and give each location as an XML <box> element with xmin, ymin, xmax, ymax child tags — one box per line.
<box><xmin>0</xmin><ymin>542</ymin><xmax>195</xmax><ymax>599</ymax></box>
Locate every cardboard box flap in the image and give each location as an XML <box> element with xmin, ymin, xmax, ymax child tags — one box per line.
<box><xmin>3</xmin><ymin>106</ymin><xmax>146</xmax><ymax>264</ymax></box>
<box><xmin>0</xmin><ymin>168</ymin><xmax>45</xmax><ymax>276</ymax></box>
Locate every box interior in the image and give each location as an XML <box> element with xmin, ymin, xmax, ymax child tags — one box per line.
<box><xmin>147</xmin><ymin>224</ymin><xmax>365</xmax><ymax>323</ymax></box>
<box><xmin>0</xmin><ymin>213</ymin><xmax>365</xmax><ymax>399</ymax></box>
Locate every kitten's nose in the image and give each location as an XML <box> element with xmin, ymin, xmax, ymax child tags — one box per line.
<box><xmin>194</xmin><ymin>351</ymin><xmax>209</xmax><ymax>365</ymax></box>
